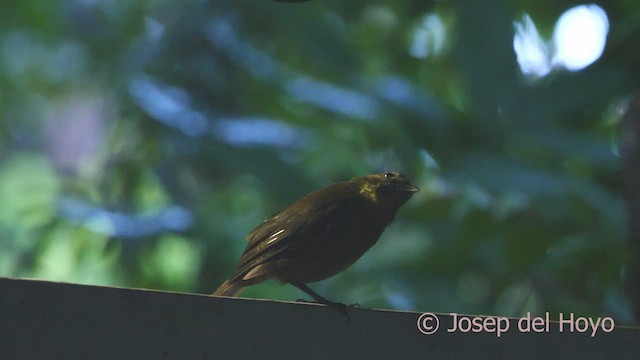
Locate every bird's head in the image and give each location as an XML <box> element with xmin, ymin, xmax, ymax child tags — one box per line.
<box><xmin>357</xmin><ymin>172</ymin><xmax>420</xmax><ymax>206</ymax></box>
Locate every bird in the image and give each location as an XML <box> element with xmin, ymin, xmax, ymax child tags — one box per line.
<box><xmin>213</xmin><ymin>172</ymin><xmax>419</xmax><ymax>312</ymax></box>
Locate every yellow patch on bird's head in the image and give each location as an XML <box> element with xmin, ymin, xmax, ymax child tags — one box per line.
<box><xmin>356</xmin><ymin>172</ymin><xmax>419</xmax><ymax>204</ymax></box>
<box><xmin>359</xmin><ymin>181</ymin><xmax>379</xmax><ymax>202</ymax></box>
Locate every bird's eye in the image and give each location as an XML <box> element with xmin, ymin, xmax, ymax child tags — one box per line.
<box><xmin>384</xmin><ymin>172</ymin><xmax>395</xmax><ymax>178</ymax></box>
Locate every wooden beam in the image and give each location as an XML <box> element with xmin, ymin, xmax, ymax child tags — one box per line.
<box><xmin>0</xmin><ymin>277</ymin><xmax>638</xmax><ymax>359</ymax></box>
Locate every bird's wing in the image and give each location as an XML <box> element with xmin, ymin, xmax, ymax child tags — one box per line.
<box><xmin>227</xmin><ymin>199</ymin><xmax>340</xmax><ymax>284</ymax></box>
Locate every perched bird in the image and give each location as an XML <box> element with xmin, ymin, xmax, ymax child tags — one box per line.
<box><xmin>214</xmin><ymin>172</ymin><xmax>419</xmax><ymax>311</ymax></box>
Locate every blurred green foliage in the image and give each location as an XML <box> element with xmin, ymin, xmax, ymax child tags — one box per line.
<box><xmin>1</xmin><ymin>0</ymin><xmax>639</xmax><ymax>323</ymax></box>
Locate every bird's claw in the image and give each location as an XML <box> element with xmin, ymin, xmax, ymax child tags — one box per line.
<box><xmin>325</xmin><ymin>301</ymin><xmax>351</xmax><ymax>321</ymax></box>
<box><xmin>295</xmin><ymin>298</ymin><xmax>352</xmax><ymax>321</ymax></box>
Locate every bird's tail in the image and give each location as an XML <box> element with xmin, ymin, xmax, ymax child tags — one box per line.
<box><xmin>213</xmin><ymin>280</ymin><xmax>243</xmax><ymax>297</ymax></box>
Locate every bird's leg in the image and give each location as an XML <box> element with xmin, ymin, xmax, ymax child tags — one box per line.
<box><xmin>292</xmin><ymin>282</ymin><xmax>331</xmax><ymax>303</ymax></box>
<box><xmin>291</xmin><ymin>282</ymin><xmax>350</xmax><ymax>318</ymax></box>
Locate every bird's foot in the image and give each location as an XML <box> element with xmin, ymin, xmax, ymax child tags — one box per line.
<box><xmin>295</xmin><ymin>298</ymin><xmax>352</xmax><ymax>320</ymax></box>
<box><xmin>325</xmin><ymin>300</ymin><xmax>350</xmax><ymax>320</ymax></box>
<box><xmin>296</xmin><ymin>299</ymin><xmax>359</xmax><ymax>308</ymax></box>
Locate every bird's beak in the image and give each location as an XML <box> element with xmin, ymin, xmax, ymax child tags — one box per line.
<box><xmin>398</xmin><ymin>183</ymin><xmax>420</xmax><ymax>193</ymax></box>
